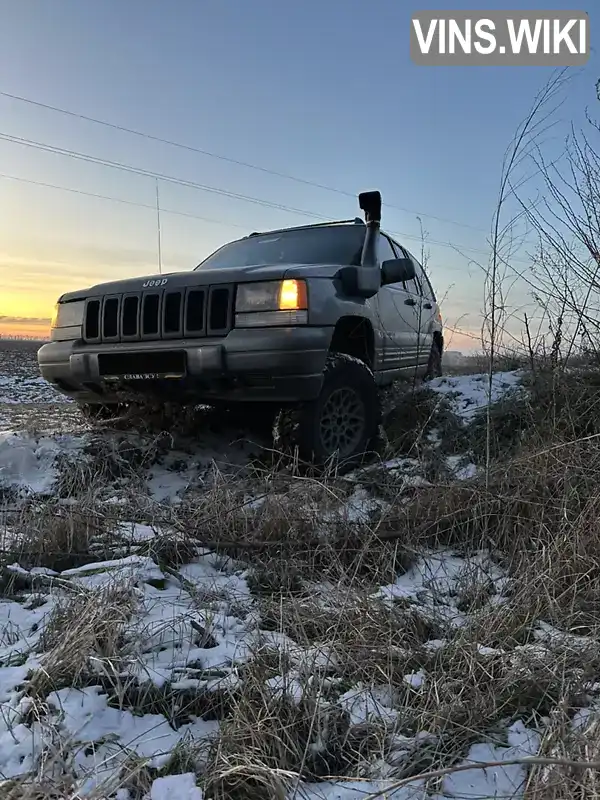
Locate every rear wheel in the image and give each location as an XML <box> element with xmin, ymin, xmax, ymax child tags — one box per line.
<box><xmin>273</xmin><ymin>353</ymin><xmax>381</xmax><ymax>468</ymax></box>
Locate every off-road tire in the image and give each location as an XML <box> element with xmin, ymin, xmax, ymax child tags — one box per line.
<box><xmin>424</xmin><ymin>341</ymin><xmax>443</xmax><ymax>381</ymax></box>
<box><xmin>273</xmin><ymin>353</ymin><xmax>381</xmax><ymax>468</ymax></box>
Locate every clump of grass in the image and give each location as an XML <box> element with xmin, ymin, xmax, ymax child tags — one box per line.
<box><xmin>66</xmin><ymin>432</ymin><xmax>164</xmax><ymax>490</ymax></box>
<box><xmin>139</xmin><ymin>533</ymin><xmax>199</xmax><ymax>571</ymax></box>
<box><xmin>383</xmin><ymin>384</ymin><xmax>466</xmax><ymax>456</ymax></box>
<box><xmin>179</xmin><ymin>473</ymin><xmax>415</xmax><ymax>584</ymax></box>
<box><xmin>101</xmin><ymin>679</ymin><xmax>238</xmax><ymax>724</ymax></box>
<box><xmin>0</xmin><ymin>775</ymin><xmax>78</xmax><ymax>799</ymax></box>
<box><xmin>117</xmin><ymin>737</ymin><xmax>212</xmax><ymax>800</ymax></box>
<box><xmin>526</xmin><ymin>705</ymin><xmax>600</xmax><ymax>799</ymax></box>
<box><xmin>11</xmin><ymin>503</ymin><xmax>110</xmax><ymax>571</ymax></box>
<box><xmin>247</xmin><ymin>562</ymin><xmax>304</xmax><ymax>596</ymax></box>
<box><xmin>30</xmin><ymin>586</ymin><xmax>137</xmax><ymax>696</ymax></box>
<box><xmin>468</xmin><ymin>367</ymin><xmax>600</xmax><ymax>462</ymax></box>
<box><xmin>203</xmin><ymin>655</ymin><xmax>386</xmax><ymax>800</ymax></box>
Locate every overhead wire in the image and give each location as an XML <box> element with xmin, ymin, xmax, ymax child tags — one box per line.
<box><xmin>0</xmin><ymin>132</ymin><xmax>536</xmax><ymax>266</ymax></box>
<box><xmin>0</xmin><ymin>89</ymin><xmax>489</xmax><ymax>234</ymax></box>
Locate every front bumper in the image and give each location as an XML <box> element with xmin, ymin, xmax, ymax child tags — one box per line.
<box><xmin>38</xmin><ymin>326</ymin><xmax>333</xmax><ymax>404</ymax></box>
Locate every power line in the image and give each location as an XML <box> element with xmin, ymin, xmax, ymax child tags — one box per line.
<box><xmin>0</xmin><ymin>172</ymin><xmax>248</xmax><ymax>231</ymax></box>
<box><xmin>0</xmin><ymin>132</ymin><xmax>533</xmax><ymax>264</ymax></box>
<box><xmin>0</xmin><ymin>89</ymin><xmax>488</xmax><ymax>234</ymax></box>
<box><xmin>0</xmin><ymin>171</ymin><xmax>463</xmax><ymax>276</ymax></box>
<box><xmin>0</xmin><ymin>171</ymin><xmax>466</xmax><ymax>272</ymax></box>
<box><xmin>0</xmin><ymin>131</ymin><xmax>328</xmax><ymax>221</ymax></box>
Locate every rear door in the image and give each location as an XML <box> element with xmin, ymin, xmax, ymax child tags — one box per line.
<box><xmin>375</xmin><ymin>233</ymin><xmax>422</xmax><ymax>376</ymax></box>
<box><xmin>394</xmin><ymin>244</ymin><xmax>436</xmax><ymax>368</ymax></box>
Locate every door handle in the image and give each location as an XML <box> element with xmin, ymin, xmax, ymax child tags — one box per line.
<box><xmin>404</xmin><ymin>297</ymin><xmax>416</xmax><ymax>306</ymax></box>
<box><xmin>423</xmin><ymin>302</ymin><xmax>433</xmax><ymax>309</ymax></box>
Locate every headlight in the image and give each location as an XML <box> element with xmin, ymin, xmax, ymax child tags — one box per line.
<box><xmin>52</xmin><ymin>300</ymin><xmax>85</xmax><ymax>328</ymax></box>
<box><xmin>236</xmin><ymin>280</ymin><xmax>307</xmax><ymax>312</ymax></box>
<box><xmin>235</xmin><ymin>280</ymin><xmax>308</xmax><ymax>327</ymax></box>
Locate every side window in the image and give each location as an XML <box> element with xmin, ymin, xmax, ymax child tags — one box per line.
<box><xmin>378</xmin><ymin>234</ymin><xmax>397</xmax><ymax>265</ymax></box>
<box><xmin>405</xmin><ymin>249</ymin><xmax>436</xmax><ymax>301</ymax></box>
<box><xmin>390</xmin><ymin>240</ymin><xmax>421</xmax><ymax>296</ymax></box>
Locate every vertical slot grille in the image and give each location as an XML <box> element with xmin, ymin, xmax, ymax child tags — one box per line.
<box><xmin>208</xmin><ymin>287</ymin><xmax>231</xmax><ymax>333</ymax></box>
<box><xmin>85</xmin><ymin>300</ymin><xmax>100</xmax><ymax>340</ymax></box>
<box><xmin>163</xmin><ymin>292</ymin><xmax>183</xmax><ymax>335</ymax></box>
<box><xmin>83</xmin><ymin>283</ymin><xmax>233</xmax><ymax>342</ymax></box>
<box><xmin>142</xmin><ymin>294</ymin><xmax>160</xmax><ymax>336</ymax></box>
<box><xmin>122</xmin><ymin>296</ymin><xmax>139</xmax><ymax>338</ymax></box>
<box><xmin>103</xmin><ymin>298</ymin><xmax>119</xmax><ymax>339</ymax></box>
<box><xmin>185</xmin><ymin>289</ymin><xmax>206</xmax><ymax>333</ymax></box>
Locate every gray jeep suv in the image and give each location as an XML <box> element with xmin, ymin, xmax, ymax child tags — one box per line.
<box><xmin>39</xmin><ymin>191</ymin><xmax>443</xmax><ymax>465</ymax></box>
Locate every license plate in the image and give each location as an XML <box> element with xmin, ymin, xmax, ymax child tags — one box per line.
<box><xmin>104</xmin><ymin>372</ymin><xmax>184</xmax><ymax>381</ymax></box>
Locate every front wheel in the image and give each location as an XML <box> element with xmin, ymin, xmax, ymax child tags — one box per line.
<box><xmin>273</xmin><ymin>353</ymin><xmax>381</xmax><ymax>468</ymax></box>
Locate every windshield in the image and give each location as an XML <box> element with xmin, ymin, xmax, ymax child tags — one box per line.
<box><xmin>194</xmin><ymin>224</ymin><xmax>366</xmax><ymax>270</ymax></box>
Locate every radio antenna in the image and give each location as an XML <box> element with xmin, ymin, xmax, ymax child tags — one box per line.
<box><xmin>155</xmin><ymin>179</ymin><xmax>163</xmax><ymax>274</ymax></box>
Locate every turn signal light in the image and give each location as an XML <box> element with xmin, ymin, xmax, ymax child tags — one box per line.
<box><xmin>279</xmin><ymin>279</ymin><xmax>307</xmax><ymax>311</ymax></box>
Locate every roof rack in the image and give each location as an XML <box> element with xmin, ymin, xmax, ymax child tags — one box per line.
<box><xmin>246</xmin><ymin>217</ymin><xmax>365</xmax><ymax>238</ymax></box>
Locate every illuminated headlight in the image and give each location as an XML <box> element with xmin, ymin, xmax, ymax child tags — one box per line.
<box><xmin>52</xmin><ymin>300</ymin><xmax>85</xmax><ymax>328</ymax></box>
<box><xmin>235</xmin><ymin>279</ymin><xmax>308</xmax><ymax>327</ymax></box>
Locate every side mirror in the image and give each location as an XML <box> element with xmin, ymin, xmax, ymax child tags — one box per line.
<box><xmin>381</xmin><ymin>258</ymin><xmax>415</xmax><ymax>285</ymax></box>
<box><xmin>338</xmin><ymin>265</ymin><xmax>380</xmax><ymax>299</ymax></box>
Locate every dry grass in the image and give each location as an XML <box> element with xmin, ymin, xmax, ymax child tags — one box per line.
<box><xmin>28</xmin><ymin>586</ymin><xmax>137</xmax><ymax>697</ymax></box>
<box><xmin>6</xmin><ymin>366</ymin><xmax>600</xmax><ymax>796</ymax></box>
<box><xmin>0</xmin><ymin>777</ymin><xmax>78</xmax><ymax>799</ymax></box>
<box><xmin>526</xmin><ymin>707</ymin><xmax>600</xmax><ymax>798</ymax></box>
<box><xmin>382</xmin><ymin>383</ymin><xmax>466</xmax><ymax>457</ymax></box>
<box><xmin>8</xmin><ymin>502</ymin><xmax>113</xmax><ymax>571</ymax></box>
<box><xmin>468</xmin><ymin>367</ymin><xmax>600</xmax><ymax>461</ymax></box>
<box><xmin>204</xmin><ymin>654</ymin><xmax>388</xmax><ymax>800</ymax></box>
<box><xmin>196</xmin><ymin>370</ymin><xmax>600</xmax><ymax>796</ymax></box>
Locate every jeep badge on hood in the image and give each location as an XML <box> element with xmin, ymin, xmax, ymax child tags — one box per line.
<box><xmin>142</xmin><ymin>279</ymin><xmax>168</xmax><ymax>288</ymax></box>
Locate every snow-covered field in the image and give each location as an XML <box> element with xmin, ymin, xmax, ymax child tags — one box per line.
<box><xmin>0</xmin><ymin>345</ymin><xmax>590</xmax><ymax>799</ymax></box>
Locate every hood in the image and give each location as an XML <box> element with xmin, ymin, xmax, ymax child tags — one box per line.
<box><xmin>58</xmin><ymin>262</ymin><xmax>344</xmax><ymax>302</ymax></box>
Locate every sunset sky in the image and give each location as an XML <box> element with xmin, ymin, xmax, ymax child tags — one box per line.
<box><xmin>0</xmin><ymin>0</ymin><xmax>598</xmax><ymax>349</ymax></box>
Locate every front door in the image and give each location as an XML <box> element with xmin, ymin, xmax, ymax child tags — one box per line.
<box><xmin>375</xmin><ymin>233</ymin><xmax>422</xmax><ymax>377</ymax></box>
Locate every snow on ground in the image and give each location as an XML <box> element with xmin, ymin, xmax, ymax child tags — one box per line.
<box><xmin>0</xmin><ymin>544</ymin><xmax>546</xmax><ymax>798</ymax></box>
<box><xmin>428</xmin><ymin>370</ymin><xmax>522</xmax><ymax>420</ymax></box>
<box><xmin>376</xmin><ymin>549</ymin><xmax>508</xmax><ymax>630</ymax></box>
<box><xmin>0</xmin><ymin>345</ymin><xmax>69</xmax><ymax>407</ymax></box>
<box><xmin>0</xmin><ymin>374</ymin><xmax>71</xmax><ymax>405</ymax></box>
<box><xmin>0</xmin><ymin>431</ymin><xmax>84</xmax><ymax>494</ymax></box>
<box><xmin>0</xmin><ymin>348</ymin><xmax>553</xmax><ymax>798</ymax></box>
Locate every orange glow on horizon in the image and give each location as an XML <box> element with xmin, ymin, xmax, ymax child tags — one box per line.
<box><xmin>0</xmin><ymin>319</ymin><xmax>50</xmax><ymax>340</ymax></box>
